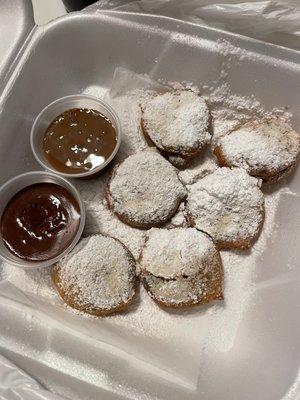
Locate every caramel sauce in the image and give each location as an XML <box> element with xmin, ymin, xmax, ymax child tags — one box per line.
<box><xmin>43</xmin><ymin>108</ymin><xmax>117</xmax><ymax>174</ymax></box>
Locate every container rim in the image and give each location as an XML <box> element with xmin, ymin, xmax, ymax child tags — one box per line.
<box><xmin>30</xmin><ymin>94</ymin><xmax>121</xmax><ymax>179</ymax></box>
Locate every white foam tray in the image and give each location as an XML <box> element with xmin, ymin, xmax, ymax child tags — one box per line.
<box><xmin>0</xmin><ymin>9</ymin><xmax>299</xmax><ymax>400</ymax></box>
<box><xmin>0</xmin><ymin>0</ymin><xmax>34</xmax><ymax>91</ymax></box>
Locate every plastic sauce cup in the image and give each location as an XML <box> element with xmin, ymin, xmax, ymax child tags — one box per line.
<box><xmin>0</xmin><ymin>171</ymin><xmax>85</xmax><ymax>268</ymax></box>
<box><xmin>30</xmin><ymin>94</ymin><xmax>121</xmax><ymax>179</ymax></box>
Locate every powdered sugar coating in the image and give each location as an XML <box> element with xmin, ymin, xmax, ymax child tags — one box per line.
<box><xmin>178</xmin><ymin>151</ymin><xmax>218</xmax><ymax>185</ymax></box>
<box><xmin>142</xmin><ymin>91</ymin><xmax>211</xmax><ymax>156</ymax></box>
<box><xmin>141</xmin><ymin>228</ymin><xmax>218</xmax><ymax>279</ymax></box>
<box><xmin>53</xmin><ymin>235</ymin><xmax>136</xmax><ymax>315</ymax></box>
<box><xmin>164</xmin><ymin>202</ymin><xmax>188</xmax><ymax>229</ymax></box>
<box><xmin>143</xmin><ymin>271</ymin><xmax>222</xmax><ymax>307</ymax></box>
<box><xmin>142</xmin><ymin>229</ymin><xmax>222</xmax><ymax>307</ymax></box>
<box><xmin>167</xmin><ymin>154</ymin><xmax>189</xmax><ymax>168</ymax></box>
<box><xmin>215</xmin><ymin>118</ymin><xmax>300</xmax><ymax>180</ymax></box>
<box><xmin>107</xmin><ymin>149</ymin><xmax>186</xmax><ymax>228</ymax></box>
<box><xmin>187</xmin><ymin>168</ymin><xmax>264</xmax><ymax>249</ymax></box>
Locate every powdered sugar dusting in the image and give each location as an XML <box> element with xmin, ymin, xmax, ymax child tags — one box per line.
<box><xmin>107</xmin><ymin>90</ymin><xmax>151</xmax><ymax>162</ymax></box>
<box><xmin>205</xmin><ymin>189</ymin><xmax>282</xmax><ymax>352</ymax></box>
<box><xmin>178</xmin><ymin>150</ymin><xmax>219</xmax><ymax>185</ymax></box>
<box><xmin>164</xmin><ymin>202</ymin><xmax>188</xmax><ymax>228</ymax></box>
<box><xmin>167</xmin><ymin>154</ymin><xmax>189</xmax><ymax>168</ymax></box>
<box><xmin>187</xmin><ymin>167</ymin><xmax>264</xmax><ymax>247</ymax></box>
<box><xmin>143</xmin><ymin>272</ymin><xmax>214</xmax><ymax>306</ymax></box>
<box><xmin>198</xmin><ymin>39</ymin><xmax>294</xmax><ymax>150</ymax></box>
<box><xmin>211</xmin><ymin>113</ymin><xmax>243</xmax><ymax>146</ymax></box>
<box><xmin>55</xmin><ymin>235</ymin><xmax>136</xmax><ymax>312</ymax></box>
<box><xmin>83</xmin><ymin>201</ymin><xmax>146</xmax><ymax>260</ymax></box>
<box><xmin>1</xmin><ymin>264</ymin><xmax>55</xmax><ymax>300</ymax></box>
<box><xmin>216</xmin><ymin>118</ymin><xmax>300</xmax><ymax>178</ymax></box>
<box><xmin>108</xmin><ymin>149</ymin><xmax>186</xmax><ymax>227</ymax></box>
<box><xmin>142</xmin><ymin>90</ymin><xmax>210</xmax><ymax>155</ymax></box>
<box><xmin>141</xmin><ymin>228</ymin><xmax>217</xmax><ymax>279</ymax></box>
<box><xmin>142</xmin><ymin>241</ymin><xmax>222</xmax><ymax>307</ymax></box>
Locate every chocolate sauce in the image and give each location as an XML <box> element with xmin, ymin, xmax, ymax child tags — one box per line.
<box><xmin>1</xmin><ymin>183</ymin><xmax>81</xmax><ymax>261</ymax></box>
<box><xmin>43</xmin><ymin>108</ymin><xmax>117</xmax><ymax>174</ymax></box>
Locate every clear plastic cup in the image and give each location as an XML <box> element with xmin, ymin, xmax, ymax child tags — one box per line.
<box><xmin>0</xmin><ymin>171</ymin><xmax>85</xmax><ymax>268</ymax></box>
<box><xmin>30</xmin><ymin>94</ymin><xmax>121</xmax><ymax>178</ymax></box>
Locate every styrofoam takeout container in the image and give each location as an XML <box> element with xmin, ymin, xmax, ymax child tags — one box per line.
<box><xmin>0</xmin><ymin>0</ymin><xmax>34</xmax><ymax>92</ymax></box>
<box><xmin>0</xmin><ymin>4</ymin><xmax>299</xmax><ymax>400</ymax></box>
<box><xmin>0</xmin><ymin>171</ymin><xmax>85</xmax><ymax>268</ymax></box>
<box><xmin>30</xmin><ymin>94</ymin><xmax>121</xmax><ymax>178</ymax></box>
